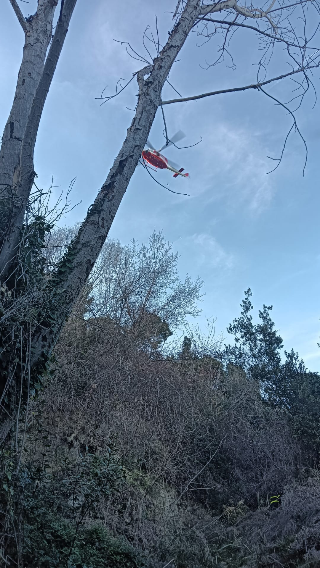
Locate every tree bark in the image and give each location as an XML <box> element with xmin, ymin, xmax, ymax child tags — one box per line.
<box><xmin>0</xmin><ymin>0</ymin><xmax>58</xmax><ymax>207</ymax></box>
<box><xmin>0</xmin><ymin>0</ymin><xmax>78</xmax><ymax>285</ymax></box>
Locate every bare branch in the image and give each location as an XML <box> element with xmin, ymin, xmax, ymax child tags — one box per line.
<box><xmin>9</xmin><ymin>0</ymin><xmax>28</xmax><ymax>33</ymax></box>
<box><xmin>140</xmin><ymin>159</ymin><xmax>190</xmax><ymax>196</ymax></box>
<box><xmin>200</xmin><ymin>0</ymin><xmax>238</xmax><ymax>16</ymax></box>
<box><xmin>95</xmin><ymin>73</ymin><xmax>138</xmax><ymax>106</ymax></box>
<box><xmin>268</xmin><ymin>0</ymin><xmax>313</xmax><ymax>14</ymax></box>
<box><xmin>173</xmin><ymin>435</ymin><xmax>227</xmax><ymax>505</ymax></box>
<box><xmin>161</xmin><ymin>62</ymin><xmax>320</xmax><ymax>105</ymax></box>
<box><xmin>260</xmin><ymin>84</ymin><xmax>308</xmax><ymax>175</ymax></box>
<box><xmin>200</xmin><ymin>0</ymin><xmax>278</xmax><ymax>31</ymax></box>
<box><xmin>195</xmin><ymin>17</ymin><xmax>308</xmax><ymax>48</ymax></box>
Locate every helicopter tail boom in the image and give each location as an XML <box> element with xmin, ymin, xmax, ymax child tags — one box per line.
<box><xmin>173</xmin><ymin>168</ymin><xmax>188</xmax><ymax>178</ymax></box>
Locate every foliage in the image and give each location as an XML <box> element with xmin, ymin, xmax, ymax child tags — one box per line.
<box><xmin>0</xmin><ymin>211</ymin><xmax>53</xmax><ymax>433</ymax></box>
<box><xmin>179</xmin><ymin>336</ymin><xmax>194</xmax><ymax>359</ymax></box>
<box><xmin>268</xmin><ymin>350</ymin><xmax>320</xmax><ymax>466</ymax></box>
<box><xmin>224</xmin><ymin>290</ymin><xmax>320</xmax><ymax>467</ymax></box>
<box><xmin>0</xmin><ymin>181</ymin><xmax>78</xmax><ymax>433</ymax></box>
<box><xmin>44</xmin><ymin>226</ymin><xmax>205</xmax><ymax>354</ymax></box>
<box><xmin>1</xmin><ymin>233</ymin><xmax>320</xmax><ymax>567</ymax></box>
<box><xmin>0</xmin><ymin>444</ymin><xmax>145</xmax><ymax>568</ymax></box>
<box><xmin>224</xmin><ymin>288</ymin><xmax>284</xmax><ymax>388</ymax></box>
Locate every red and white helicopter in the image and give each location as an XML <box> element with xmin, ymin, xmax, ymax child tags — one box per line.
<box><xmin>141</xmin><ymin>131</ymin><xmax>189</xmax><ymax>178</ymax></box>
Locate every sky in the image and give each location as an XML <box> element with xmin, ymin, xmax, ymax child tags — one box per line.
<box><xmin>1</xmin><ymin>0</ymin><xmax>320</xmax><ymax>369</ymax></box>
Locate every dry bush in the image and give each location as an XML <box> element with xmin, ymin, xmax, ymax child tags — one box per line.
<box><xmin>217</xmin><ymin>471</ymin><xmax>320</xmax><ymax>567</ymax></box>
<box><xmin>16</xmin><ymin>287</ymin><xmax>303</xmax><ymax>566</ymax></box>
<box><xmin>22</xmin><ymin>288</ymin><xmax>299</xmax><ymax>497</ymax></box>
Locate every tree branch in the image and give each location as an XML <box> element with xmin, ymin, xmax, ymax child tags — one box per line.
<box><xmin>200</xmin><ymin>0</ymin><xmax>278</xmax><ymax>31</ymax></box>
<box><xmin>161</xmin><ymin>62</ymin><xmax>320</xmax><ymax>105</ymax></box>
<box><xmin>195</xmin><ymin>17</ymin><xmax>304</xmax><ymax>47</ymax></box>
<box><xmin>200</xmin><ymin>0</ymin><xmax>237</xmax><ymax>16</ymax></box>
<box><xmin>137</xmin><ymin>64</ymin><xmax>153</xmax><ymax>91</ymax></box>
<box><xmin>9</xmin><ymin>0</ymin><xmax>28</xmax><ymax>33</ymax></box>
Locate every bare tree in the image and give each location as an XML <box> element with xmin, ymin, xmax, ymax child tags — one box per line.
<box><xmin>43</xmin><ymin>225</ymin><xmax>203</xmax><ymax>331</ymax></box>
<box><xmin>1</xmin><ymin>0</ymin><xmax>320</xmax><ymax>445</ymax></box>
<box><xmin>88</xmin><ymin>232</ymin><xmax>203</xmax><ymax>330</ymax></box>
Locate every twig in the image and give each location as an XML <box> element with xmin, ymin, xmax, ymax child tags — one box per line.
<box><xmin>161</xmin><ymin>62</ymin><xmax>320</xmax><ymax>105</ymax></box>
<box><xmin>259</xmin><ymin>84</ymin><xmax>308</xmax><ymax>175</ymax></box>
<box><xmin>9</xmin><ymin>0</ymin><xmax>28</xmax><ymax>33</ymax></box>
<box><xmin>140</xmin><ymin>159</ymin><xmax>190</xmax><ymax>196</ymax></box>
<box><xmin>162</xmin><ymin>560</ymin><xmax>175</xmax><ymax>568</ymax></box>
<box><xmin>173</xmin><ymin>435</ymin><xmax>227</xmax><ymax>505</ymax></box>
<box><xmin>95</xmin><ymin>73</ymin><xmax>138</xmax><ymax>106</ymax></box>
<box><xmin>0</xmin><ymin>550</ymin><xmax>11</xmax><ymax>566</ymax></box>
<box><xmin>195</xmin><ymin>17</ymin><xmax>312</xmax><ymax>49</ymax></box>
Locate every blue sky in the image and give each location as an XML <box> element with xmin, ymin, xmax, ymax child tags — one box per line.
<box><xmin>1</xmin><ymin>0</ymin><xmax>320</xmax><ymax>368</ymax></box>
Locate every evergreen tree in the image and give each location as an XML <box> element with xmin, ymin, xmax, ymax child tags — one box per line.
<box><xmin>180</xmin><ymin>336</ymin><xmax>193</xmax><ymax>360</ymax></box>
<box><xmin>224</xmin><ymin>289</ymin><xmax>283</xmax><ymax>390</ymax></box>
<box><xmin>225</xmin><ymin>290</ymin><xmax>320</xmax><ymax>465</ymax></box>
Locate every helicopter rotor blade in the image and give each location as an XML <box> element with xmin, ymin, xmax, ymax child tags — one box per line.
<box><xmin>159</xmin><ymin>130</ymin><xmax>186</xmax><ymax>152</ymax></box>
<box><xmin>146</xmin><ymin>138</ymin><xmax>157</xmax><ymax>151</ymax></box>
<box><xmin>166</xmin><ymin>159</ymin><xmax>181</xmax><ymax>170</ymax></box>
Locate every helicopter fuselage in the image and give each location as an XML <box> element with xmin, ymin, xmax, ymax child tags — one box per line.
<box><xmin>141</xmin><ymin>148</ymin><xmax>189</xmax><ymax>178</ymax></box>
<box><xmin>141</xmin><ymin>149</ymin><xmax>168</xmax><ymax>169</ymax></box>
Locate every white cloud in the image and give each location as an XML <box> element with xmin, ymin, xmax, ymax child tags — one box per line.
<box><xmin>177</xmin><ymin>232</ymin><xmax>235</xmax><ymax>270</ymax></box>
<box><xmin>199</xmin><ymin>123</ymin><xmax>275</xmax><ymax>213</ymax></box>
<box><xmin>304</xmin><ymin>349</ymin><xmax>320</xmax><ymax>365</ymax></box>
<box><xmin>85</xmin><ymin>0</ymin><xmax>166</xmax><ymax>80</ymax></box>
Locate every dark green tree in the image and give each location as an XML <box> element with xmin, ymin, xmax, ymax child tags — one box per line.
<box><xmin>269</xmin><ymin>349</ymin><xmax>320</xmax><ymax>465</ymax></box>
<box><xmin>224</xmin><ymin>289</ymin><xmax>283</xmax><ymax>390</ymax></box>
<box><xmin>180</xmin><ymin>336</ymin><xmax>193</xmax><ymax>360</ymax></box>
<box><xmin>225</xmin><ymin>290</ymin><xmax>320</xmax><ymax>465</ymax></box>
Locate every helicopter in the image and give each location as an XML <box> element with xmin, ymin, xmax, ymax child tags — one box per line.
<box><xmin>141</xmin><ymin>130</ymin><xmax>189</xmax><ymax>178</ymax></box>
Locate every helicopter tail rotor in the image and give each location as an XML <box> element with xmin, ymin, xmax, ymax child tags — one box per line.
<box><xmin>173</xmin><ymin>168</ymin><xmax>189</xmax><ymax>178</ymax></box>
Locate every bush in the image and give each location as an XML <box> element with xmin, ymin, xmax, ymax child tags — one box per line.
<box><xmin>0</xmin><ymin>445</ymin><xmax>145</xmax><ymax>568</ymax></box>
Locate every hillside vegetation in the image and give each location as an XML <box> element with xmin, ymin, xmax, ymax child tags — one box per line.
<box><xmin>1</xmin><ymin>230</ymin><xmax>320</xmax><ymax>568</ymax></box>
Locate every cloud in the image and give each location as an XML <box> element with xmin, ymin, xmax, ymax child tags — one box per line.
<box><xmin>304</xmin><ymin>349</ymin><xmax>320</xmax><ymax>365</ymax></box>
<box><xmin>176</xmin><ymin>232</ymin><xmax>235</xmax><ymax>270</ymax></box>
<box><xmin>85</xmin><ymin>0</ymin><xmax>159</xmax><ymax>80</ymax></box>
<box><xmin>199</xmin><ymin>123</ymin><xmax>275</xmax><ymax>214</ymax></box>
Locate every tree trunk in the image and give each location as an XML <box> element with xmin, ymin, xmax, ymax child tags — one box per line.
<box><xmin>0</xmin><ymin>0</ymin><xmax>77</xmax><ymax>284</ymax></box>
<box><xmin>0</xmin><ymin>0</ymin><xmax>202</xmax><ymax>445</ymax></box>
<box><xmin>0</xmin><ymin>0</ymin><xmax>58</xmax><ymax>226</ymax></box>
<box><xmin>30</xmin><ymin>0</ymin><xmax>203</xmax><ymax>366</ymax></box>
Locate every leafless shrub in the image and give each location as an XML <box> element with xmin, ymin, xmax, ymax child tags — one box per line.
<box><xmin>13</xmin><ymin>279</ymin><xmax>303</xmax><ymax>567</ymax></box>
<box><xmin>221</xmin><ymin>471</ymin><xmax>320</xmax><ymax>567</ymax></box>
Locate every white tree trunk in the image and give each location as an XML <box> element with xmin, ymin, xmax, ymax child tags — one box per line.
<box><xmin>0</xmin><ymin>0</ymin><xmax>77</xmax><ymax>283</ymax></box>
<box><xmin>0</xmin><ymin>0</ymin><xmax>58</xmax><ymax>192</ymax></box>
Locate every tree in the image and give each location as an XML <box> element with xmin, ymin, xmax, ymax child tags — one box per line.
<box><xmin>45</xmin><ymin>225</ymin><xmax>201</xmax><ymax>352</ymax></box>
<box><xmin>180</xmin><ymin>336</ymin><xmax>194</xmax><ymax>359</ymax></box>
<box><xmin>224</xmin><ymin>288</ymin><xmax>284</xmax><ymax>389</ymax></box>
<box><xmin>1</xmin><ymin>0</ymin><xmax>320</xmax><ymax>444</ymax></box>
<box><xmin>88</xmin><ymin>231</ymin><xmax>202</xmax><ymax>331</ymax></box>
<box><xmin>225</xmin><ymin>290</ymin><xmax>320</xmax><ymax>465</ymax></box>
<box><xmin>266</xmin><ymin>348</ymin><xmax>320</xmax><ymax>465</ymax></box>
